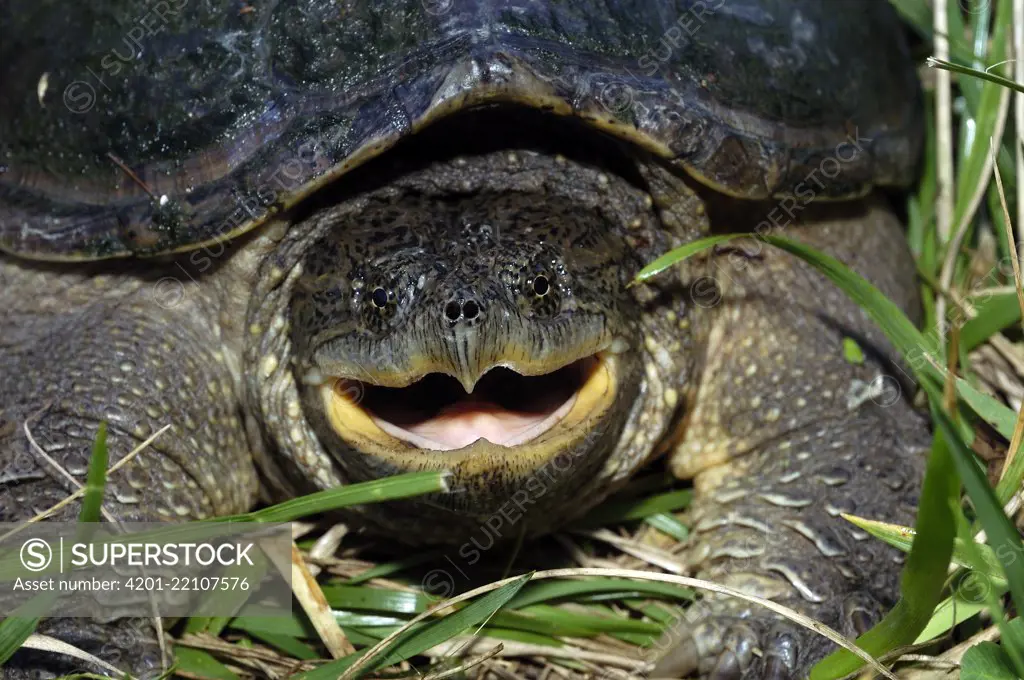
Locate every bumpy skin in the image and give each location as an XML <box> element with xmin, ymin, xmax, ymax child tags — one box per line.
<box><xmin>0</xmin><ymin>2</ymin><xmax>924</xmax><ymax>679</ymax></box>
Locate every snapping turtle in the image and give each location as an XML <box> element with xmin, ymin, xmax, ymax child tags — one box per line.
<box><xmin>0</xmin><ymin>0</ymin><xmax>927</xmax><ymax>677</ymax></box>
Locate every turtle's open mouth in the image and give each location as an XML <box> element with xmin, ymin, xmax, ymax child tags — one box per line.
<box><xmin>321</xmin><ymin>354</ymin><xmax>615</xmax><ymax>453</ymax></box>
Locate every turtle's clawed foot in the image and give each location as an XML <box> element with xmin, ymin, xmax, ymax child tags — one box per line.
<box><xmin>651</xmin><ymin>593</ymin><xmax>879</xmax><ymax>679</ymax></box>
<box><xmin>654</xmin><ymin>610</ymin><xmax>802</xmax><ymax>678</ymax></box>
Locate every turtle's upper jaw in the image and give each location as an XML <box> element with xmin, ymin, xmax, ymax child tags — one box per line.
<box><xmin>321</xmin><ymin>352</ymin><xmax>616</xmax><ymax>453</ymax></box>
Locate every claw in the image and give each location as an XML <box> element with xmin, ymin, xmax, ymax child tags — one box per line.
<box><xmin>721</xmin><ymin>623</ymin><xmax>758</xmax><ymax>669</ymax></box>
<box><xmin>763</xmin><ymin>655</ymin><xmax>792</xmax><ymax>680</ymax></box>
<box><xmin>649</xmin><ymin>608</ymin><xmax>804</xmax><ymax>678</ymax></box>
<box><xmin>764</xmin><ymin>629</ymin><xmax>798</xmax><ymax>678</ymax></box>
<box><xmin>850</xmin><ymin>608</ymin><xmax>874</xmax><ymax>636</ymax></box>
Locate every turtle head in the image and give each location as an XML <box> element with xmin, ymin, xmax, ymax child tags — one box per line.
<box><xmin>281</xmin><ymin>146</ymin><xmax>685</xmax><ymax>537</ymax></box>
<box><xmin>289</xmin><ymin>180</ymin><xmax>644</xmax><ymax>516</ymax></box>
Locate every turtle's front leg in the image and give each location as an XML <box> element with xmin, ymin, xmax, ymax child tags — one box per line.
<box><xmin>657</xmin><ymin>199</ymin><xmax>929</xmax><ymax>679</ymax></box>
<box><xmin>0</xmin><ymin>260</ymin><xmax>260</xmax><ymax>677</ymax></box>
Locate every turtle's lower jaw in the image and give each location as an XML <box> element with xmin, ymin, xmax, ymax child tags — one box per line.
<box><xmin>321</xmin><ymin>352</ymin><xmax>617</xmax><ymax>456</ymax></box>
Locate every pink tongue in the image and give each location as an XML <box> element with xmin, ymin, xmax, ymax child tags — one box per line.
<box><xmin>405</xmin><ymin>400</ymin><xmax>550</xmax><ymax>449</ymax></box>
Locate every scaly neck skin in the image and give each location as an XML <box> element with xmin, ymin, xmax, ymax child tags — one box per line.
<box><xmin>245</xmin><ymin>147</ymin><xmax>706</xmax><ymax>542</ymax></box>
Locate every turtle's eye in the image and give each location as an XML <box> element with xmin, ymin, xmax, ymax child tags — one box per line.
<box><xmin>363</xmin><ymin>284</ymin><xmax>399</xmax><ymax>331</ymax></box>
<box><xmin>371</xmin><ymin>287</ymin><xmax>389</xmax><ymax>308</ymax></box>
<box><xmin>530</xmin><ymin>275</ymin><xmax>550</xmax><ymax>297</ymax></box>
<box><xmin>521</xmin><ymin>271</ymin><xmax>560</xmax><ymax>318</ymax></box>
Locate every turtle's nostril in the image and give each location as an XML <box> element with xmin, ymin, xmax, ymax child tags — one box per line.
<box><xmin>444</xmin><ymin>298</ymin><xmax>483</xmax><ymax>322</ymax></box>
<box><xmin>445</xmin><ymin>301</ymin><xmax>462</xmax><ymax>321</ymax></box>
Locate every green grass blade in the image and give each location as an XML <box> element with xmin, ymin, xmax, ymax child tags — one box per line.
<box><xmin>184</xmin><ymin>616</ymin><xmax>232</xmax><ymax>636</ymax></box>
<box><xmin>512</xmin><ymin>603</ymin><xmax>663</xmax><ymax>635</ymax></box>
<box><xmin>572</xmin><ymin>489</ymin><xmax>692</xmax><ymax>527</ymax></box>
<box><xmin>916</xmin><ymin>592</ymin><xmax>990</xmax><ymax>644</ymax></box>
<box><xmin>928</xmin><ymin>60</ymin><xmax>1023</xmax><ymax>96</ymax></box>
<box><xmin>296</xmin><ymin>574</ymin><xmax>532</xmax><ymax>679</ymax></box>
<box><xmin>924</xmin><ymin>0</ymin><xmax>1017</xmax><ymax>202</ymax></box>
<box><xmin>645</xmin><ymin>232</ymin><xmax>1024</xmax><ymax>676</ymax></box>
<box><xmin>968</xmin><ymin>0</ymin><xmax>1017</xmax><ymax>199</ymax></box>
<box><xmin>951</xmin><ymin>508</ymin><xmax>1024</xmax><ymax>676</ymax></box>
<box><xmin>947</xmin><ymin>58</ymin><xmax>1008</xmax><ymax>234</ymax></box>
<box><xmin>320</xmin><ymin>584</ymin><xmax>428</xmax><ymax>613</ymax></box>
<box><xmin>961</xmin><ymin>292</ymin><xmax>1021</xmax><ymax>351</ymax></box>
<box><xmin>762</xmin><ymin>237</ymin><xmax>938</xmax><ymax>356</ymax></box>
<box><xmin>507</xmin><ymin>578</ymin><xmax>694</xmax><ymax>609</ymax></box>
<box><xmin>988</xmin><ymin>180</ymin><xmax>1017</xmax><ymax>259</ymax></box>
<box><xmin>961</xmin><ymin>639</ymin><xmax>1018</xmax><ymax>680</ymax></box>
<box><xmin>463</xmin><ymin>626</ymin><xmax>563</xmax><ymax>647</ymax></box>
<box><xmin>246</xmin><ymin>630</ymin><xmax>318</xmax><ymax>660</ymax></box>
<box><xmin>219</xmin><ymin>471</ymin><xmax>449</xmax><ymax>523</ymax></box>
<box><xmin>636</xmin><ymin>234</ymin><xmax>938</xmax><ymax>361</ymax></box>
<box><xmin>230</xmin><ymin>611</ymin><xmax>317</xmax><ymax>639</ymax></box>
<box><xmin>923</xmin><ymin>382</ymin><xmax>1024</xmax><ymax>635</ymax></box>
<box><xmin>0</xmin><ymin>449</ymin><xmax>442</xmax><ymax>669</ymax></box>
<box><xmin>633</xmin><ymin>235</ymin><xmax>742</xmax><ymax>283</ymax></box>
<box><xmin>954</xmin><ymin>376</ymin><xmax>1016</xmax><ymax>441</ymax></box>
<box><xmin>342</xmin><ymin>551</ymin><xmax>443</xmax><ymax>585</ymax></box>
<box><xmin>943</xmin><ymin>0</ymin><xmax>981</xmax><ymax>110</ymax></box>
<box><xmin>332</xmin><ymin>611</ymin><xmax>407</xmax><ymax>626</ymax></box>
<box><xmin>0</xmin><ymin>618</ymin><xmax>43</xmax><ymax>670</ymax></box>
<box><xmin>644</xmin><ymin>513</ymin><xmax>690</xmax><ymax>541</ymax></box>
<box><xmin>637</xmin><ymin>233</ymin><xmax>1021</xmax><ymax>443</ymax></box>
<box><xmin>173</xmin><ymin>647</ymin><xmax>240</xmax><ymax>680</ymax></box>
<box><xmin>844</xmin><ymin>515</ymin><xmax>1005</xmax><ymax>586</ymax></box>
<box><xmin>80</xmin><ymin>422</ymin><xmax>109</xmax><ymax>523</ymax></box>
<box><xmin>320</xmin><ymin>580</ymin><xmax>676</xmax><ymax>639</ymax></box>
<box><xmin>340</xmin><ymin>626</ymin><xmax>396</xmax><ymax>645</ymax></box>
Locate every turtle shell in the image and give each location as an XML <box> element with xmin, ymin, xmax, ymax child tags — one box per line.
<box><xmin>0</xmin><ymin>0</ymin><xmax>921</xmax><ymax>260</ymax></box>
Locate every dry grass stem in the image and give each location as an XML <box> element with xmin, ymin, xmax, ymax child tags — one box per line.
<box><xmin>268</xmin><ymin>543</ymin><xmax>356</xmax><ymax>658</ymax></box>
<box><xmin>420</xmin><ymin>643</ymin><xmax>505</xmax><ymax>679</ymax></box>
<box><xmin>898</xmin><ymin>623</ymin><xmax>1001</xmax><ymax>679</ymax></box>
<box><xmin>990</xmin><ymin>137</ymin><xmax>1024</xmax><ymax>482</ymax></box>
<box><xmin>177</xmin><ymin>632</ymin><xmax>317</xmax><ymax>676</ymax></box>
<box><xmin>1015</xmin><ymin>0</ymin><xmax>1024</xmax><ymax>248</ymax></box>
<box><xmin>305</xmin><ymin>523</ymin><xmax>349</xmax><ymax>578</ymax></box>
<box><xmin>933</xmin><ymin>0</ymin><xmax>954</xmax><ymax>244</ymax></box>
<box><xmin>426</xmin><ymin>635</ymin><xmax>644</xmax><ymax>669</ymax></box>
<box><xmin>20</xmin><ymin>634</ymin><xmax>127</xmax><ymax>678</ymax></box>
<box><xmin>576</xmin><ymin>529</ymin><xmax>688</xmax><ymax>574</ymax></box>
